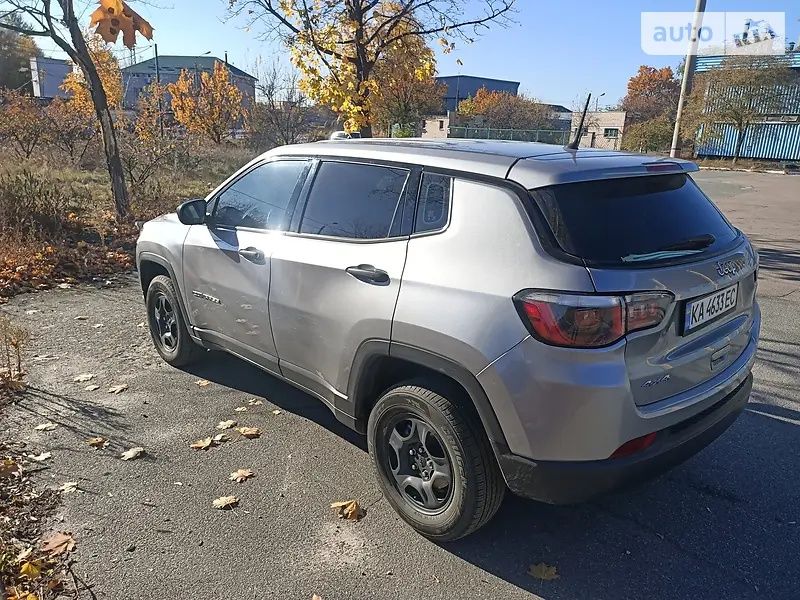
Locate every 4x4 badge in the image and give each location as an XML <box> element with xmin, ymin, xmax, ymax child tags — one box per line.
<box><xmin>716</xmin><ymin>258</ymin><xmax>745</xmax><ymax>277</ymax></box>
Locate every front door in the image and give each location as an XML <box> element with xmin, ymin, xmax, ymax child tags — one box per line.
<box><xmin>182</xmin><ymin>158</ymin><xmax>310</xmax><ymax>369</ymax></box>
<box><xmin>269</xmin><ymin>160</ymin><xmax>413</xmax><ymax>407</ymax></box>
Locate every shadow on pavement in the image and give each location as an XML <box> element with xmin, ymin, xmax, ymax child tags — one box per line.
<box><xmin>755</xmin><ymin>240</ymin><xmax>800</xmax><ymax>283</ymax></box>
<box><xmin>182</xmin><ymin>350</ymin><xmax>799</xmax><ymax>599</ymax></box>
<box><xmin>182</xmin><ymin>351</ymin><xmax>367</xmax><ymax>451</ymax></box>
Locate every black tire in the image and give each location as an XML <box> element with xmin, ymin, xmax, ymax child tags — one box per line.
<box><xmin>367</xmin><ymin>381</ymin><xmax>506</xmax><ymax>541</ymax></box>
<box><xmin>145</xmin><ymin>275</ymin><xmax>204</xmax><ymax>367</ymax></box>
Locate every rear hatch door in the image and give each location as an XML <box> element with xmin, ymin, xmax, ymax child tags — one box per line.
<box><xmin>529</xmin><ymin>172</ymin><xmax>758</xmax><ymax>405</ymax></box>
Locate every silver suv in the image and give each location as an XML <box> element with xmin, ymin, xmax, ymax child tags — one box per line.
<box><xmin>137</xmin><ymin>139</ymin><xmax>760</xmax><ymax>540</ymax></box>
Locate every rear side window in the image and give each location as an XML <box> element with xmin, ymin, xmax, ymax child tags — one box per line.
<box><xmin>530</xmin><ymin>174</ymin><xmax>739</xmax><ymax>266</ymax></box>
<box><xmin>299</xmin><ymin>162</ymin><xmax>408</xmax><ymax>239</ymax></box>
<box><xmin>415</xmin><ymin>173</ymin><xmax>451</xmax><ymax>233</ymax></box>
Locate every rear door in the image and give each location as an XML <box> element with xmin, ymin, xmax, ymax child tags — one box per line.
<box><xmin>182</xmin><ymin>158</ymin><xmax>310</xmax><ymax>369</ymax></box>
<box><xmin>530</xmin><ymin>173</ymin><xmax>758</xmax><ymax>406</ymax></box>
<box><xmin>269</xmin><ymin>159</ymin><xmax>414</xmax><ymax>405</ymax></box>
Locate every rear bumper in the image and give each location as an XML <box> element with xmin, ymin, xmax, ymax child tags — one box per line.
<box><xmin>498</xmin><ymin>373</ymin><xmax>752</xmax><ymax>504</ymax></box>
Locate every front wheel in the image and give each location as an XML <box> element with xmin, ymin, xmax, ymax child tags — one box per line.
<box><xmin>367</xmin><ymin>382</ymin><xmax>505</xmax><ymax>541</ymax></box>
<box><xmin>145</xmin><ymin>275</ymin><xmax>204</xmax><ymax>367</ymax></box>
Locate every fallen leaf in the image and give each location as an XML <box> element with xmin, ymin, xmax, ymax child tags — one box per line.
<box><xmin>212</xmin><ymin>433</ymin><xmax>228</xmax><ymax>443</ymax></box>
<box><xmin>19</xmin><ymin>560</ymin><xmax>41</xmax><ymax>579</ymax></box>
<box><xmin>330</xmin><ymin>499</ymin><xmax>365</xmax><ymax>521</ymax></box>
<box><xmin>271</xmin><ymin>409</ymin><xmax>281</xmax><ymax>415</ymax></box>
<box><xmin>59</xmin><ymin>481</ymin><xmax>79</xmax><ymax>494</ymax></box>
<box><xmin>16</xmin><ymin>547</ymin><xmax>32</xmax><ymax>562</ymax></box>
<box><xmin>236</xmin><ymin>426</ymin><xmax>261</xmax><ymax>439</ymax></box>
<box><xmin>212</xmin><ymin>495</ymin><xmax>239</xmax><ymax>510</ymax></box>
<box><xmin>57</xmin><ymin>283</ymin><xmax>72</xmax><ymax>289</ymax></box>
<box><xmin>216</xmin><ymin>419</ymin><xmax>237</xmax><ymax>430</ymax></box>
<box><xmin>34</xmin><ymin>422</ymin><xmax>57</xmax><ymax>431</ymax></box>
<box><xmin>84</xmin><ymin>384</ymin><xmax>100</xmax><ymax>391</ymax></box>
<box><xmin>312</xmin><ymin>596</ymin><xmax>322</xmax><ymax>600</ymax></box>
<box><xmin>190</xmin><ymin>437</ymin><xmax>213</xmax><ymax>450</ymax></box>
<box><xmin>0</xmin><ymin>458</ymin><xmax>21</xmax><ymax>477</ymax></box>
<box><xmin>41</xmin><ymin>531</ymin><xmax>75</xmax><ymax>556</ymax></box>
<box><xmin>137</xmin><ymin>321</ymin><xmax>146</xmax><ymax>328</ymax></box>
<box><xmin>230</xmin><ymin>468</ymin><xmax>254</xmax><ymax>483</ymax></box>
<box><xmin>73</xmin><ymin>373</ymin><xmax>95</xmax><ymax>382</ymax></box>
<box><xmin>195</xmin><ymin>379</ymin><xmax>211</xmax><ymax>387</ymax></box>
<box><xmin>92</xmin><ymin>323</ymin><xmax>104</xmax><ymax>328</ymax></box>
<box><xmin>248</xmin><ymin>398</ymin><xmax>263</xmax><ymax>406</ymax></box>
<box><xmin>25</xmin><ymin>309</ymin><xmax>39</xmax><ymax>315</ymax></box>
<box><xmin>120</xmin><ymin>447</ymin><xmax>145</xmax><ymax>461</ymax></box>
<box><xmin>528</xmin><ymin>562</ymin><xmax>559</xmax><ymax>581</ymax></box>
<box><xmin>74</xmin><ymin>315</ymin><xmax>88</xmax><ymax>320</ymax></box>
<box><xmin>107</xmin><ymin>384</ymin><xmax>128</xmax><ymax>394</ymax></box>
<box><xmin>28</xmin><ymin>451</ymin><xmax>52</xmax><ymax>462</ymax></box>
<box><xmin>234</xmin><ymin>406</ymin><xmax>248</xmax><ymax>412</ymax></box>
<box><xmin>86</xmin><ymin>436</ymin><xmax>108</xmax><ymax>448</ymax></box>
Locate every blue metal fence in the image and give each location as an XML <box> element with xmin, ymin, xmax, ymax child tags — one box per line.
<box><xmin>697</xmin><ymin>121</ymin><xmax>800</xmax><ymax>161</ymax></box>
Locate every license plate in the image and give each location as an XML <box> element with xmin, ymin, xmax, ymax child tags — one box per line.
<box><xmin>684</xmin><ymin>283</ymin><xmax>738</xmax><ymax>333</ymax></box>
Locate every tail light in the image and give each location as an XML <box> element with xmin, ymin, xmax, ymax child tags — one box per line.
<box><xmin>514</xmin><ymin>290</ymin><xmax>673</xmax><ymax>348</ymax></box>
<box><xmin>610</xmin><ymin>432</ymin><xmax>657</xmax><ymax>459</ymax></box>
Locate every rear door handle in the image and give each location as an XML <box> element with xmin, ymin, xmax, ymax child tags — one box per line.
<box><xmin>238</xmin><ymin>247</ymin><xmax>263</xmax><ymax>262</ymax></box>
<box><xmin>346</xmin><ymin>264</ymin><xmax>390</xmax><ymax>284</ymax></box>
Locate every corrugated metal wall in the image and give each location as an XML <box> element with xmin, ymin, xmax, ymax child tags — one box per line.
<box><xmin>697</xmin><ymin>122</ymin><xmax>800</xmax><ymax>160</ymax></box>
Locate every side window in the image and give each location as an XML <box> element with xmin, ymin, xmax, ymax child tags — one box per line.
<box><xmin>415</xmin><ymin>173</ymin><xmax>451</xmax><ymax>233</ymax></box>
<box><xmin>299</xmin><ymin>162</ymin><xmax>408</xmax><ymax>239</ymax></box>
<box><xmin>213</xmin><ymin>160</ymin><xmax>308</xmax><ymax>230</ymax></box>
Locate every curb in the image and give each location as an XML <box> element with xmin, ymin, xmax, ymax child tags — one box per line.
<box><xmin>698</xmin><ymin>166</ymin><xmax>788</xmax><ymax>175</ymax></box>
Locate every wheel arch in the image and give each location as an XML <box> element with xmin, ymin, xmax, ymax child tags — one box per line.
<box><xmin>346</xmin><ymin>340</ymin><xmax>511</xmax><ymax>460</ymax></box>
<box><xmin>138</xmin><ymin>252</ymin><xmax>193</xmax><ymax>329</ymax></box>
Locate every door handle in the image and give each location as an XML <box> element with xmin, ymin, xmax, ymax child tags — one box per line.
<box><xmin>238</xmin><ymin>247</ymin><xmax>263</xmax><ymax>261</ymax></box>
<box><xmin>346</xmin><ymin>264</ymin><xmax>390</xmax><ymax>284</ymax></box>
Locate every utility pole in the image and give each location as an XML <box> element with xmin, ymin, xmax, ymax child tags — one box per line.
<box><xmin>671</xmin><ymin>0</ymin><xmax>707</xmax><ymax>158</ymax></box>
<box><xmin>154</xmin><ymin>43</ymin><xmax>164</xmax><ymax>137</ymax></box>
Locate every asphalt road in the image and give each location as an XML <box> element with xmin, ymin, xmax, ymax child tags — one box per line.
<box><xmin>3</xmin><ymin>170</ymin><xmax>799</xmax><ymax>600</ymax></box>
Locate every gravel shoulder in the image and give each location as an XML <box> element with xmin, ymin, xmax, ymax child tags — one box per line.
<box><xmin>1</xmin><ymin>171</ymin><xmax>798</xmax><ymax>600</ymax></box>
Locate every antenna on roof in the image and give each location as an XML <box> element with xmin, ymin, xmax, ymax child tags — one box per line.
<box><xmin>566</xmin><ymin>93</ymin><xmax>591</xmax><ymax>151</ymax></box>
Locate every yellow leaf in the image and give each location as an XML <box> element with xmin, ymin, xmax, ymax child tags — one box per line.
<box><xmin>27</xmin><ymin>451</ymin><xmax>51</xmax><ymax>462</ymax></box>
<box><xmin>216</xmin><ymin>420</ymin><xmax>237</xmax><ymax>430</ymax></box>
<box><xmin>0</xmin><ymin>458</ymin><xmax>21</xmax><ymax>477</ymax></box>
<box><xmin>528</xmin><ymin>562</ymin><xmax>559</xmax><ymax>581</ymax></box>
<box><xmin>190</xmin><ymin>437</ymin><xmax>213</xmax><ymax>450</ymax></box>
<box><xmin>34</xmin><ymin>422</ymin><xmax>57</xmax><ymax>431</ymax></box>
<box><xmin>73</xmin><ymin>373</ymin><xmax>95</xmax><ymax>382</ymax></box>
<box><xmin>195</xmin><ymin>379</ymin><xmax>211</xmax><ymax>387</ymax></box>
<box><xmin>229</xmin><ymin>468</ymin><xmax>254</xmax><ymax>483</ymax></box>
<box><xmin>330</xmin><ymin>499</ymin><xmax>365</xmax><ymax>521</ymax></box>
<box><xmin>236</xmin><ymin>427</ymin><xmax>261</xmax><ymax>439</ymax></box>
<box><xmin>19</xmin><ymin>560</ymin><xmax>41</xmax><ymax>579</ymax></box>
<box><xmin>234</xmin><ymin>406</ymin><xmax>248</xmax><ymax>412</ymax></box>
<box><xmin>212</xmin><ymin>495</ymin><xmax>239</xmax><ymax>510</ymax></box>
<box><xmin>41</xmin><ymin>531</ymin><xmax>76</xmax><ymax>557</ymax></box>
<box><xmin>86</xmin><ymin>436</ymin><xmax>108</xmax><ymax>448</ymax></box>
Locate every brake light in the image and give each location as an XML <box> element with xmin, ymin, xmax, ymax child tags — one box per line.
<box><xmin>514</xmin><ymin>291</ymin><xmax>673</xmax><ymax>348</ymax></box>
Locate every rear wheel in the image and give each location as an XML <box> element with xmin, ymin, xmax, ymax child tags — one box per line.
<box><xmin>367</xmin><ymin>382</ymin><xmax>505</xmax><ymax>541</ymax></box>
<box><xmin>145</xmin><ymin>275</ymin><xmax>204</xmax><ymax>366</ymax></box>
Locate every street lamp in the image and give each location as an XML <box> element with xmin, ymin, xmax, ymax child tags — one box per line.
<box><xmin>594</xmin><ymin>92</ymin><xmax>606</xmax><ymax>112</ymax></box>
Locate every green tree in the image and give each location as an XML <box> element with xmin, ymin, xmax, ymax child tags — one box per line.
<box><xmin>0</xmin><ymin>13</ymin><xmax>42</xmax><ymax>93</ymax></box>
<box><xmin>458</xmin><ymin>87</ymin><xmax>550</xmax><ymax>130</ymax></box>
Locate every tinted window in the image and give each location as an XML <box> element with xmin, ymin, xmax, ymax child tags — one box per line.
<box><xmin>531</xmin><ymin>174</ymin><xmax>739</xmax><ymax>266</ymax></box>
<box><xmin>415</xmin><ymin>173</ymin><xmax>450</xmax><ymax>233</ymax></box>
<box><xmin>214</xmin><ymin>160</ymin><xmax>308</xmax><ymax>230</ymax></box>
<box><xmin>299</xmin><ymin>162</ymin><xmax>408</xmax><ymax>239</ymax></box>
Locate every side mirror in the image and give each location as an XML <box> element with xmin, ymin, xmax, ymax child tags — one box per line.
<box><xmin>177</xmin><ymin>198</ymin><xmax>207</xmax><ymax>225</ymax></box>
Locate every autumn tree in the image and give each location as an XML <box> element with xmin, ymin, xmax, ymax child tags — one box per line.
<box><xmin>0</xmin><ymin>0</ymin><xmax>153</xmax><ymax>219</ymax></box>
<box><xmin>458</xmin><ymin>87</ymin><xmax>551</xmax><ymax>130</ymax></box>
<box><xmin>61</xmin><ymin>33</ymin><xmax>123</xmax><ymax>114</ymax></box>
<box><xmin>0</xmin><ymin>89</ymin><xmax>47</xmax><ymax>157</ymax></box>
<box><xmin>168</xmin><ymin>61</ymin><xmax>244</xmax><ymax>145</ymax></box>
<box><xmin>0</xmin><ymin>13</ymin><xmax>42</xmax><ymax>93</ymax></box>
<box><xmin>621</xmin><ymin>117</ymin><xmax>674</xmax><ymax>154</ymax></box>
<box><xmin>43</xmin><ymin>97</ymin><xmax>96</xmax><ymax>162</ymax></box>
<box><xmin>229</xmin><ymin>0</ymin><xmax>515</xmax><ymax>136</ymax></box>
<box><xmin>685</xmin><ymin>55</ymin><xmax>796</xmax><ymax>163</ymax></box>
<box><xmin>369</xmin><ymin>31</ymin><xmax>444</xmax><ymax>134</ymax></box>
<box><xmin>620</xmin><ymin>66</ymin><xmax>680</xmax><ymax>124</ymax></box>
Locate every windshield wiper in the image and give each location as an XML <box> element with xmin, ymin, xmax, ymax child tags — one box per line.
<box><xmin>621</xmin><ymin>249</ymin><xmax>704</xmax><ymax>263</ymax></box>
<box><xmin>656</xmin><ymin>233</ymin><xmax>716</xmax><ymax>252</ymax></box>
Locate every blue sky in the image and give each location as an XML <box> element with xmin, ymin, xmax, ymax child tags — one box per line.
<box><xmin>40</xmin><ymin>0</ymin><xmax>800</xmax><ymax>108</ymax></box>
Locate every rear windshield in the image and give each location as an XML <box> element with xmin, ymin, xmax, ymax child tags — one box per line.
<box><xmin>530</xmin><ymin>174</ymin><xmax>739</xmax><ymax>266</ymax></box>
